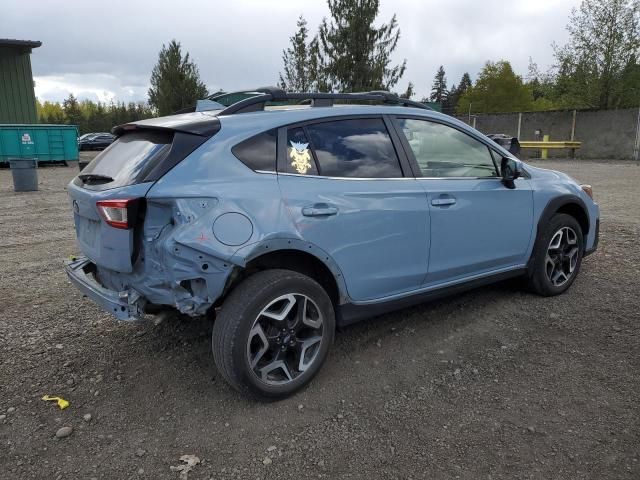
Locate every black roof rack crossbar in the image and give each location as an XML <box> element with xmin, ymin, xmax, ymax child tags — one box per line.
<box><xmin>218</xmin><ymin>87</ymin><xmax>433</xmax><ymax>115</ymax></box>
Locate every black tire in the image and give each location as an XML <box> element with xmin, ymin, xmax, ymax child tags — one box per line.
<box><xmin>528</xmin><ymin>213</ymin><xmax>584</xmax><ymax>296</ymax></box>
<box><xmin>212</xmin><ymin>269</ymin><xmax>335</xmax><ymax>400</ymax></box>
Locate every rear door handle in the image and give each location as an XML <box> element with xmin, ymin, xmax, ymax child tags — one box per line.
<box><xmin>431</xmin><ymin>196</ymin><xmax>456</xmax><ymax>207</ymax></box>
<box><xmin>302</xmin><ymin>204</ymin><xmax>338</xmax><ymax>217</ymax></box>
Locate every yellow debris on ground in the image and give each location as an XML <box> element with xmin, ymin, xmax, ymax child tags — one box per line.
<box><xmin>42</xmin><ymin>395</ymin><xmax>70</xmax><ymax>410</ymax></box>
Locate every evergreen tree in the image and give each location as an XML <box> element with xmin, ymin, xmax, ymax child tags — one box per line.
<box><xmin>88</xmin><ymin>102</ymin><xmax>108</xmax><ymax>132</ymax></box>
<box><xmin>526</xmin><ymin>58</ymin><xmax>543</xmax><ymax>100</ymax></box>
<box><xmin>446</xmin><ymin>72</ymin><xmax>472</xmax><ymax>113</ymax></box>
<box><xmin>553</xmin><ymin>0</ymin><xmax>640</xmax><ymax>109</ymax></box>
<box><xmin>148</xmin><ymin>40</ymin><xmax>208</xmax><ymax>116</ymax></box>
<box><xmin>457</xmin><ymin>72</ymin><xmax>472</xmax><ymax>95</ymax></box>
<box><xmin>308</xmin><ymin>36</ymin><xmax>330</xmax><ymax>92</ymax></box>
<box><xmin>617</xmin><ymin>57</ymin><xmax>640</xmax><ymax>107</ymax></box>
<box><xmin>456</xmin><ymin>61</ymin><xmax>533</xmax><ymax>114</ymax></box>
<box><xmin>62</xmin><ymin>94</ymin><xmax>82</xmax><ymax>126</ymax></box>
<box><xmin>39</xmin><ymin>101</ymin><xmax>66</xmax><ymax>124</ymax></box>
<box><xmin>525</xmin><ymin>58</ymin><xmax>557</xmax><ymax>110</ymax></box>
<box><xmin>429</xmin><ymin>66</ymin><xmax>448</xmax><ymax>103</ymax></box>
<box><xmin>279</xmin><ymin>16</ymin><xmax>314</xmax><ymax>91</ymax></box>
<box><xmin>317</xmin><ymin>0</ymin><xmax>406</xmax><ymax>92</ymax></box>
<box><xmin>399</xmin><ymin>82</ymin><xmax>415</xmax><ymax>99</ymax></box>
<box><xmin>441</xmin><ymin>83</ymin><xmax>457</xmax><ymax>113</ymax></box>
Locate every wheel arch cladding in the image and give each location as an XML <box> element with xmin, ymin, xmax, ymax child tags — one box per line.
<box><xmin>539</xmin><ymin>195</ymin><xmax>589</xmax><ymax>238</ymax></box>
<box><xmin>556</xmin><ymin>203</ymin><xmax>589</xmax><ymax>236</ymax></box>
<box><xmin>236</xmin><ymin>247</ymin><xmax>343</xmax><ymax>307</ymax></box>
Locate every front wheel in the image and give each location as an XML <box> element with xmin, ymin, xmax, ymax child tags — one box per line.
<box><xmin>528</xmin><ymin>213</ymin><xmax>584</xmax><ymax>296</ymax></box>
<box><xmin>212</xmin><ymin>269</ymin><xmax>335</xmax><ymax>400</ymax></box>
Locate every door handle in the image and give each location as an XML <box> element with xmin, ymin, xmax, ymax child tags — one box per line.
<box><xmin>302</xmin><ymin>204</ymin><xmax>338</xmax><ymax>217</ymax></box>
<box><xmin>431</xmin><ymin>196</ymin><xmax>456</xmax><ymax>207</ymax></box>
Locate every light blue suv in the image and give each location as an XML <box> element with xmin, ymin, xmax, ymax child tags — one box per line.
<box><xmin>65</xmin><ymin>88</ymin><xmax>599</xmax><ymax>399</ymax></box>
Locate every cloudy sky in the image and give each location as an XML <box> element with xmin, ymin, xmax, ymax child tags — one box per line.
<box><xmin>2</xmin><ymin>0</ymin><xmax>580</xmax><ymax>104</ymax></box>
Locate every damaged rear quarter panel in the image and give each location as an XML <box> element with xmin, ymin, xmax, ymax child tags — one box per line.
<box><xmin>136</xmin><ymin>120</ymin><xmax>297</xmax><ymax>315</ymax></box>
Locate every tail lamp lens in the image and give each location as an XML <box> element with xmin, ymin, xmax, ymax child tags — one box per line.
<box><xmin>96</xmin><ymin>199</ymin><xmax>139</xmax><ymax>229</ymax></box>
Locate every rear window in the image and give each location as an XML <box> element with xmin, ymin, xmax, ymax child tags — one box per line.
<box><xmin>81</xmin><ymin>130</ymin><xmax>173</xmax><ymax>188</ymax></box>
<box><xmin>232</xmin><ymin>129</ymin><xmax>277</xmax><ymax>172</ymax></box>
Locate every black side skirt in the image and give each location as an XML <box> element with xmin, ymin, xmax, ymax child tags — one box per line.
<box><xmin>337</xmin><ymin>268</ymin><xmax>527</xmax><ymax>327</ymax></box>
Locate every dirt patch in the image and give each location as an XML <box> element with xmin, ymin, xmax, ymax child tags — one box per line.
<box><xmin>0</xmin><ymin>160</ymin><xmax>638</xmax><ymax>479</ymax></box>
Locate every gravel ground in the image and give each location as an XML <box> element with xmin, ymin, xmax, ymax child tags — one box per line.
<box><xmin>0</xmin><ymin>158</ymin><xmax>638</xmax><ymax>480</ymax></box>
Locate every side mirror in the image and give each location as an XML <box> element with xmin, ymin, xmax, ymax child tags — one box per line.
<box><xmin>501</xmin><ymin>157</ymin><xmax>522</xmax><ymax>189</ymax></box>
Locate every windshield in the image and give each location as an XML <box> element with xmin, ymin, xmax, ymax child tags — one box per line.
<box><xmin>80</xmin><ymin>130</ymin><xmax>173</xmax><ymax>189</ymax></box>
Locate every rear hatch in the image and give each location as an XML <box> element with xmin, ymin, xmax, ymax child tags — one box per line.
<box><xmin>68</xmin><ymin>112</ymin><xmax>220</xmax><ymax>273</ymax></box>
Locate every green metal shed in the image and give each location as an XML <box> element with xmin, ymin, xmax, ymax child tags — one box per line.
<box><xmin>0</xmin><ymin>39</ymin><xmax>42</xmax><ymax>124</ymax></box>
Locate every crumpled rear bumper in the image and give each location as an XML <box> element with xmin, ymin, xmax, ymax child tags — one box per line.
<box><xmin>64</xmin><ymin>257</ymin><xmax>145</xmax><ymax>321</ymax></box>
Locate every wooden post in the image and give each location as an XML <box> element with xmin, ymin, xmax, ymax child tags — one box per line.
<box><xmin>570</xmin><ymin>110</ymin><xmax>577</xmax><ymax>141</ymax></box>
<box><xmin>542</xmin><ymin>134</ymin><xmax>549</xmax><ymax>159</ymax></box>
<box><xmin>517</xmin><ymin>112</ymin><xmax>522</xmax><ymax>140</ymax></box>
<box><xmin>634</xmin><ymin>106</ymin><xmax>640</xmax><ymax>161</ymax></box>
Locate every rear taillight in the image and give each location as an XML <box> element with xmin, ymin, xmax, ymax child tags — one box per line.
<box><xmin>96</xmin><ymin>199</ymin><xmax>140</xmax><ymax>229</ymax></box>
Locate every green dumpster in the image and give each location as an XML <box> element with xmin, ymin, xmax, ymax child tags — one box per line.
<box><xmin>0</xmin><ymin>124</ymin><xmax>79</xmax><ymax>165</ymax></box>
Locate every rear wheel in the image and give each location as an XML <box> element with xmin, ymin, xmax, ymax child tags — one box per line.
<box><xmin>212</xmin><ymin>269</ymin><xmax>335</xmax><ymax>400</ymax></box>
<box><xmin>528</xmin><ymin>213</ymin><xmax>584</xmax><ymax>296</ymax></box>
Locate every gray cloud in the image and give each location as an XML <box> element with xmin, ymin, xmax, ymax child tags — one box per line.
<box><xmin>1</xmin><ymin>0</ymin><xmax>579</xmax><ymax>103</ymax></box>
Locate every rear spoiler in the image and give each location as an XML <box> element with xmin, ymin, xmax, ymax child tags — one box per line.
<box><xmin>112</xmin><ymin>113</ymin><xmax>221</xmax><ymax>137</ymax></box>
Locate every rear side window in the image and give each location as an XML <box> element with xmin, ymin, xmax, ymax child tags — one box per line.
<box><xmin>232</xmin><ymin>129</ymin><xmax>277</xmax><ymax>172</ymax></box>
<box><xmin>304</xmin><ymin>118</ymin><xmax>403</xmax><ymax>178</ymax></box>
<box><xmin>81</xmin><ymin>130</ymin><xmax>172</xmax><ymax>188</ymax></box>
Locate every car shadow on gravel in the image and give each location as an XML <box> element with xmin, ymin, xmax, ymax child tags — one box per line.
<box><xmin>129</xmin><ymin>277</ymin><xmax>526</xmax><ymax>401</ymax></box>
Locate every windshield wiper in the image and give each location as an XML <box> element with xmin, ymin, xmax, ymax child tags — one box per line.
<box><xmin>78</xmin><ymin>173</ymin><xmax>114</xmax><ymax>184</ymax></box>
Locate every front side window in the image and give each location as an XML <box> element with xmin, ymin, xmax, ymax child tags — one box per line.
<box><xmin>284</xmin><ymin>118</ymin><xmax>403</xmax><ymax>178</ymax></box>
<box><xmin>398</xmin><ymin>118</ymin><xmax>498</xmax><ymax>178</ymax></box>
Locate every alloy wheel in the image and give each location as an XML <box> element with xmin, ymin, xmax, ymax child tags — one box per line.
<box><xmin>246</xmin><ymin>293</ymin><xmax>324</xmax><ymax>386</ymax></box>
<box><xmin>545</xmin><ymin>226</ymin><xmax>580</xmax><ymax>287</ymax></box>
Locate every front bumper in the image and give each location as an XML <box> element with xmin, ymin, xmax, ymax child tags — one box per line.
<box><xmin>64</xmin><ymin>257</ymin><xmax>145</xmax><ymax>321</ymax></box>
<box><xmin>584</xmin><ymin>218</ymin><xmax>600</xmax><ymax>257</ymax></box>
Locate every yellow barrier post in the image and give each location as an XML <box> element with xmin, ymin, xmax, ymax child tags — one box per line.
<box><xmin>541</xmin><ymin>135</ymin><xmax>549</xmax><ymax>159</ymax></box>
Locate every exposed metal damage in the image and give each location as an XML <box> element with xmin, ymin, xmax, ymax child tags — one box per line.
<box><xmin>70</xmin><ymin>196</ymin><xmax>237</xmax><ymax>320</ymax></box>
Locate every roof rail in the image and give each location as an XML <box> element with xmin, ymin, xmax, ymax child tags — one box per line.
<box><xmin>217</xmin><ymin>87</ymin><xmax>433</xmax><ymax>115</ymax></box>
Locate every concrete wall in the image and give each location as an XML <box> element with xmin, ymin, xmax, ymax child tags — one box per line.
<box><xmin>455</xmin><ymin>108</ymin><xmax>640</xmax><ymax>160</ymax></box>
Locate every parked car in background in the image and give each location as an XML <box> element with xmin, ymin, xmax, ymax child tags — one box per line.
<box><xmin>64</xmin><ymin>88</ymin><xmax>600</xmax><ymax>400</ymax></box>
<box><xmin>78</xmin><ymin>132</ymin><xmax>115</xmax><ymax>151</ymax></box>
